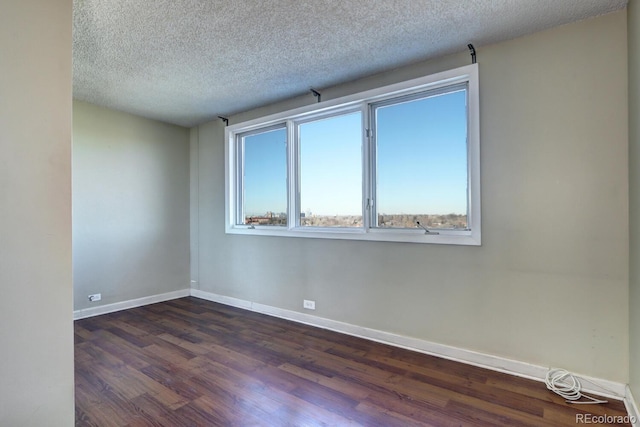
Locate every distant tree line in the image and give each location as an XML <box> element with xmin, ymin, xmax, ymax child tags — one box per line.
<box><xmin>246</xmin><ymin>213</ymin><xmax>467</xmax><ymax>229</ymax></box>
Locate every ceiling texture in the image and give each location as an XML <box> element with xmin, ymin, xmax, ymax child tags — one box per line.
<box><xmin>73</xmin><ymin>0</ymin><xmax>627</xmax><ymax>128</ymax></box>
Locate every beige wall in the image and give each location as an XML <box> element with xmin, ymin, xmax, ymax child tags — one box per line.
<box><xmin>73</xmin><ymin>101</ymin><xmax>190</xmax><ymax>310</ymax></box>
<box><xmin>0</xmin><ymin>0</ymin><xmax>74</xmax><ymax>425</ymax></box>
<box><xmin>193</xmin><ymin>10</ymin><xmax>629</xmax><ymax>382</ymax></box>
<box><xmin>190</xmin><ymin>128</ymin><xmax>200</xmax><ymax>289</ymax></box>
<box><xmin>629</xmin><ymin>0</ymin><xmax>640</xmax><ymax>408</ymax></box>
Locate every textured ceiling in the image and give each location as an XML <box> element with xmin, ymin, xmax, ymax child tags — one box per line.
<box><xmin>73</xmin><ymin>0</ymin><xmax>627</xmax><ymax>127</ymax></box>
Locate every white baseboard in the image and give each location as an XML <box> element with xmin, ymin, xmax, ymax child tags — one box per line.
<box><xmin>191</xmin><ymin>289</ymin><xmax>252</xmax><ymax>310</ymax></box>
<box><xmin>190</xmin><ymin>289</ymin><xmax>628</xmax><ymax>401</ymax></box>
<box><xmin>626</xmin><ymin>386</ymin><xmax>640</xmax><ymax>427</ymax></box>
<box><xmin>73</xmin><ymin>289</ymin><xmax>190</xmax><ymax>320</ymax></box>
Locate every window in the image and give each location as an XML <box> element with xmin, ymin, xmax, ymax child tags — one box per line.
<box><xmin>371</xmin><ymin>85</ymin><xmax>469</xmax><ymax>230</ymax></box>
<box><xmin>225</xmin><ymin>64</ymin><xmax>480</xmax><ymax>245</ymax></box>
<box><xmin>236</xmin><ymin>126</ymin><xmax>287</xmax><ymax>226</ymax></box>
<box><xmin>298</xmin><ymin>111</ymin><xmax>363</xmax><ymax>228</ymax></box>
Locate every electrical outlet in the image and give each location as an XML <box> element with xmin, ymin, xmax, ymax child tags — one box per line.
<box><xmin>88</xmin><ymin>293</ymin><xmax>101</xmax><ymax>302</ymax></box>
<box><xmin>303</xmin><ymin>299</ymin><xmax>315</xmax><ymax>310</ymax></box>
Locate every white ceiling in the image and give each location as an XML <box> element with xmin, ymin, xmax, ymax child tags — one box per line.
<box><xmin>73</xmin><ymin>0</ymin><xmax>627</xmax><ymax>128</ymax></box>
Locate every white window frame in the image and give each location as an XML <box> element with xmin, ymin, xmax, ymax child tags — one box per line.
<box><xmin>225</xmin><ymin>64</ymin><xmax>480</xmax><ymax>245</ymax></box>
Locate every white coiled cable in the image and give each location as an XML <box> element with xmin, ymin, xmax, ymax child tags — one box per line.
<box><xmin>545</xmin><ymin>368</ymin><xmax>608</xmax><ymax>404</ymax></box>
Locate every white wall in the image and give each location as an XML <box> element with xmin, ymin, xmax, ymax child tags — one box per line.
<box><xmin>73</xmin><ymin>101</ymin><xmax>190</xmax><ymax>310</ymax></box>
<box><xmin>193</xmin><ymin>10</ymin><xmax>629</xmax><ymax>383</ymax></box>
<box><xmin>629</xmin><ymin>0</ymin><xmax>640</xmax><ymax>409</ymax></box>
<box><xmin>0</xmin><ymin>0</ymin><xmax>74</xmax><ymax>425</ymax></box>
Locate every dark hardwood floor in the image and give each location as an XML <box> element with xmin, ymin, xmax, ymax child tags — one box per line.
<box><xmin>75</xmin><ymin>297</ymin><xmax>630</xmax><ymax>426</ymax></box>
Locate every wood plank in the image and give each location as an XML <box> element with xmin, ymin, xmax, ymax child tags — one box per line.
<box><xmin>75</xmin><ymin>297</ymin><xmax>632</xmax><ymax>426</ymax></box>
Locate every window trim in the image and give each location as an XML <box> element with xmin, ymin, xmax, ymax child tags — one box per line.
<box><xmin>225</xmin><ymin>64</ymin><xmax>480</xmax><ymax>245</ymax></box>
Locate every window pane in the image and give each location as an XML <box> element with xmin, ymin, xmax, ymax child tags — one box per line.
<box><xmin>242</xmin><ymin>127</ymin><xmax>287</xmax><ymax>226</ymax></box>
<box><xmin>375</xmin><ymin>88</ymin><xmax>468</xmax><ymax>229</ymax></box>
<box><xmin>299</xmin><ymin>112</ymin><xmax>362</xmax><ymax>227</ymax></box>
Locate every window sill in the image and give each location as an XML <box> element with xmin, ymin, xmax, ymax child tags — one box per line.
<box><xmin>225</xmin><ymin>225</ymin><xmax>481</xmax><ymax>246</ymax></box>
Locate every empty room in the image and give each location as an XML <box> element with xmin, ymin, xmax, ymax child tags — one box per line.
<box><xmin>2</xmin><ymin>0</ymin><xmax>640</xmax><ymax>425</ymax></box>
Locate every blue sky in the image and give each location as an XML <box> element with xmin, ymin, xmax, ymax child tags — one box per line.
<box><xmin>299</xmin><ymin>112</ymin><xmax>362</xmax><ymax>216</ymax></box>
<box><xmin>376</xmin><ymin>90</ymin><xmax>467</xmax><ymax>215</ymax></box>
<box><xmin>242</xmin><ymin>89</ymin><xmax>468</xmax><ymax>217</ymax></box>
<box><xmin>243</xmin><ymin>127</ymin><xmax>288</xmax><ymax>216</ymax></box>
